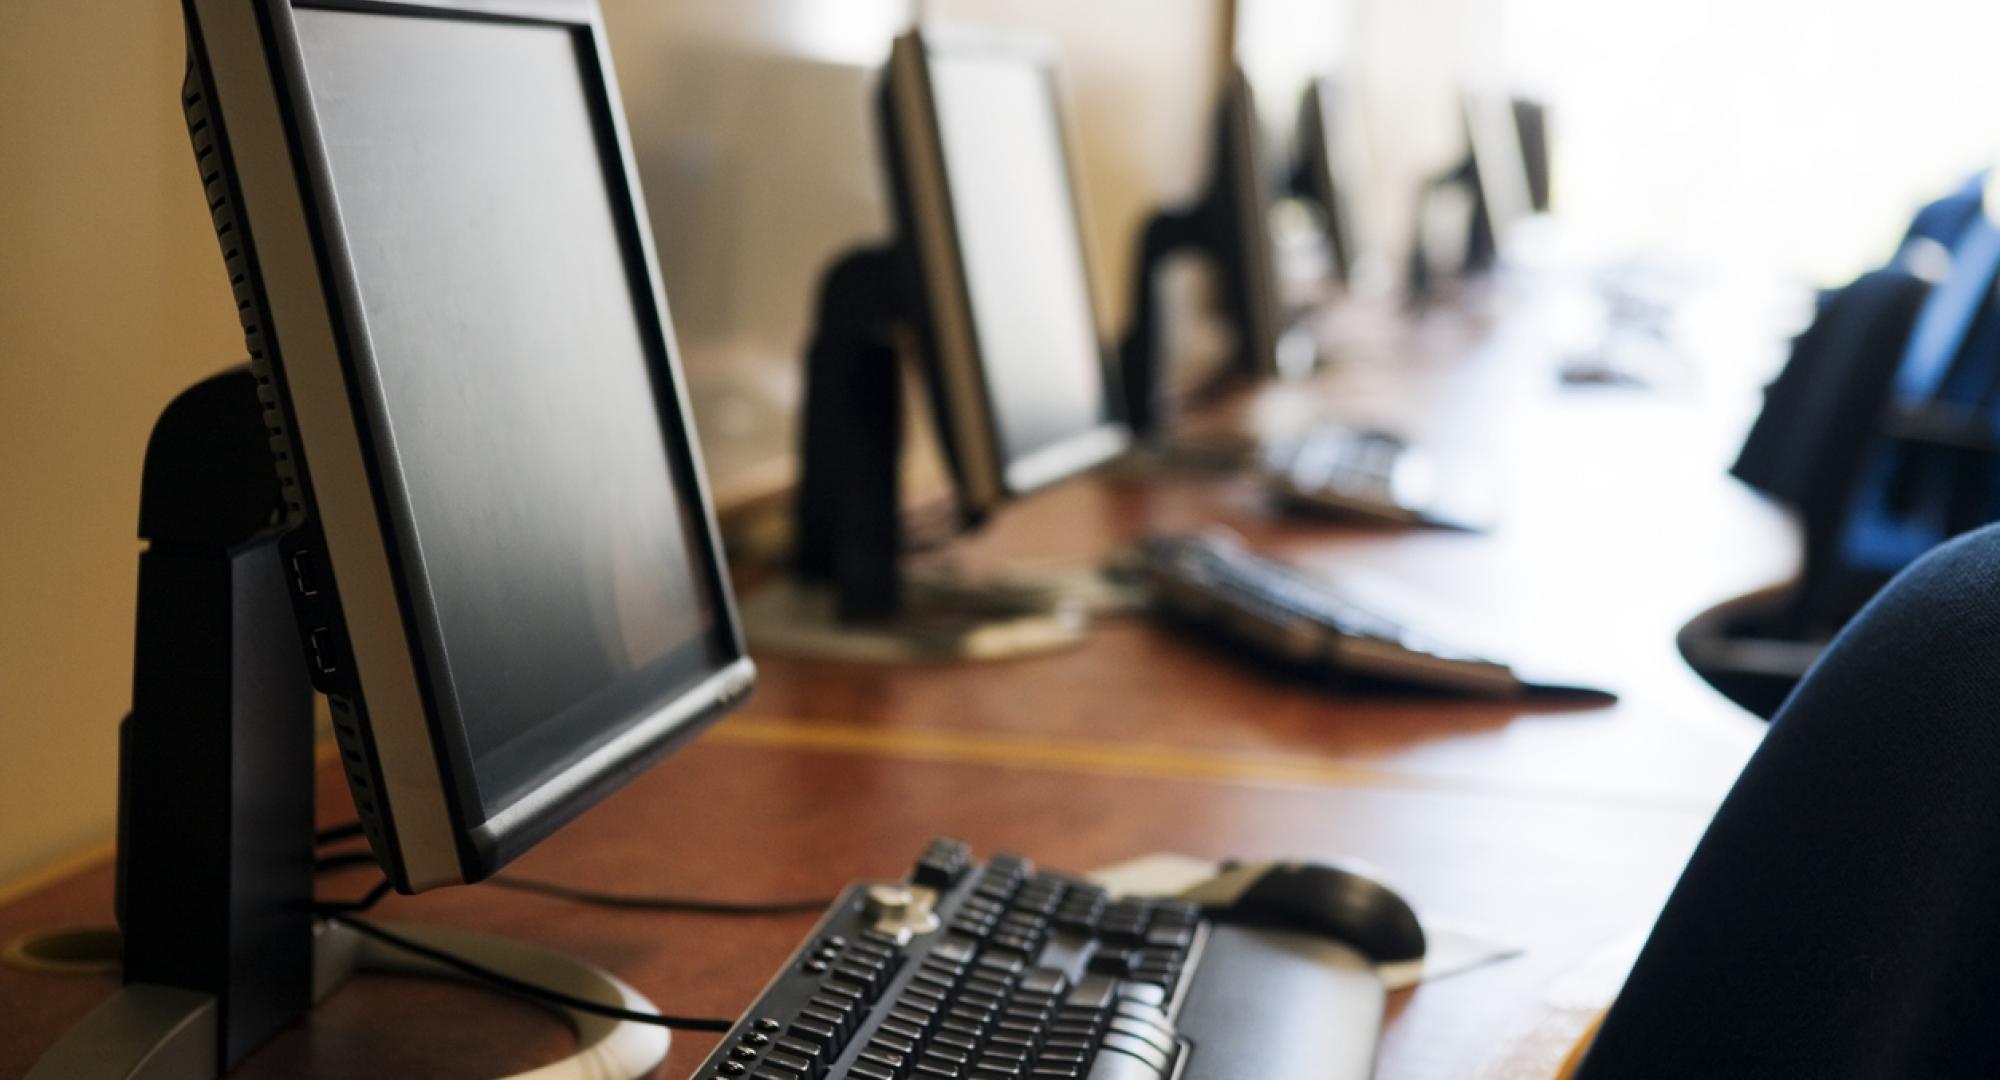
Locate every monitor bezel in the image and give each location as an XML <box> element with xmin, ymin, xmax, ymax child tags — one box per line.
<box><xmin>185</xmin><ymin>0</ymin><xmax>753</xmax><ymax>891</ymax></box>
<box><xmin>883</xmin><ymin>25</ymin><xmax>1130</xmax><ymax>517</ymax></box>
<box><xmin>1218</xmin><ymin>63</ymin><xmax>1286</xmax><ymax>379</ymax></box>
<box><xmin>1462</xmin><ymin>89</ymin><xmax>1536</xmax><ymax>262</ymax></box>
<box><xmin>1297</xmin><ymin>76</ymin><xmax>1359</xmax><ymax>289</ymax></box>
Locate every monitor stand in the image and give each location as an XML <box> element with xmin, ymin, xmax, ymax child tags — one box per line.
<box><xmin>741</xmin><ymin>246</ymin><xmax>1098</xmax><ymax>663</ymax></box>
<box><xmin>1117</xmin><ymin>204</ymin><xmax>1278</xmax><ymax>447</ymax></box>
<box><xmin>1111</xmin><ymin>201</ymin><xmax>1293</xmax><ymax>486</ymax></box>
<box><xmin>26</xmin><ymin>369</ymin><xmax>667</xmax><ymax>1080</ymax></box>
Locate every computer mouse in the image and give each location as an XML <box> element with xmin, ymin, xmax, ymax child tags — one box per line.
<box><xmin>1183</xmin><ymin>860</ymin><xmax>1426</xmax><ymax>965</ymax></box>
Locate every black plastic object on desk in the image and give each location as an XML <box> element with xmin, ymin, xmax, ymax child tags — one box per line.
<box><xmin>102</xmin><ymin>367</ymin><xmax>317</xmax><ymax>1074</ymax></box>
<box><xmin>794</xmin><ymin>244</ymin><xmax>924</xmax><ymax>622</ymax></box>
<box><xmin>688</xmin><ymin>838</ymin><xmax>1389</xmax><ymax>1080</ymax></box>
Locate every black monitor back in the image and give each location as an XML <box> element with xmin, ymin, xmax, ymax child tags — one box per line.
<box><xmin>1119</xmin><ymin>65</ymin><xmax>1283</xmax><ymax>435</ymax></box>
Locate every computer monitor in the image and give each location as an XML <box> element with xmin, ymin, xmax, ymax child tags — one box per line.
<box><xmin>1512</xmin><ymin>97</ymin><xmax>1554</xmax><ymax>214</ymax></box>
<box><xmin>881</xmin><ymin>27</ymin><xmax>1129</xmax><ymax>519</ymax></box>
<box><xmin>183</xmin><ymin>0</ymin><xmax>751</xmax><ymax>893</ymax></box>
<box><xmin>1119</xmin><ymin>64</ymin><xmax>1287</xmax><ymax>435</ymax></box>
<box><xmin>1293</xmin><ymin>76</ymin><xmax>1365</xmax><ymax>288</ymax></box>
<box><xmin>1214</xmin><ymin>65</ymin><xmax>1288</xmax><ymax>381</ymax></box>
<box><xmin>1462</xmin><ymin>91</ymin><xmax>1537</xmax><ymax>267</ymax></box>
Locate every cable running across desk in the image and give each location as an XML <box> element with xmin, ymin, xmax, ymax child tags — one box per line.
<box><xmin>326</xmin><ymin>915</ymin><xmax>734</xmax><ymax>1032</ymax></box>
<box><xmin>314</xmin><ymin>819</ymin><xmax>837</xmax><ymax>914</ymax></box>
<box><xmin>307</xmin><ymin>821</ymin><xmax>823</xmax><ymax>1034</ymax></box>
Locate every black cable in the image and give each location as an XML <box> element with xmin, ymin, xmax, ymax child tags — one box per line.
<box><xmin>328</xmin><ymin>915</ymin><xmax>733</xmax><ymax>1033</ymax></box>
<box><xmin>316</xmin><ymin>876</ymin><xmax>396</xmax><ymax>916</ymax></box>
<box><xmin>486</xmin><ymin>874</ymin><xmax>834</xmax><ymax>916</ymax></box>
<box><xmin>313</xmin><ymin>820</ymin><xmax>834</xmax><ymax>915</ymax></box>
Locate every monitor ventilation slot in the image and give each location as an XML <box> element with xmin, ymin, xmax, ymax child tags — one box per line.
<box><xmin>180</xmin><ymin>59</ymin><xmax>304</xmax><ymax>524</ymax></box>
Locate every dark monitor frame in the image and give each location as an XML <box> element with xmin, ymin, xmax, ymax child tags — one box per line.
<box><xmin>1293</xmin><ymin>76</ymin><xmax>1361</xmax><ymax>288</ymax></box>
<box><xmin>1462</xmin><ymin>90</ymin><xmax>1538</xmax><ymax>269</ymax></box>
<box><xmin>1119</xmin><ymin>63</ymin><xmax>1285</xmax><ymax>436</ymax></box>
<box><xmin>183</xmin><ymin>0</ymin><xmax>752</xmax><ymax>893</ymax></box>
<box><xmin>878</xmin><ymin>25</ymin><xmax>1130</xmax><ymax>520</ymax></box>
<box><xmin>1512</xmin><ymin>97</ymin><xmax>1553</xmax><ymax>215</ymax></box>
<box><xmin>1217</xmin><ymin>64</ymin><xmax>1286</xmax><ymax>382</ymax></box>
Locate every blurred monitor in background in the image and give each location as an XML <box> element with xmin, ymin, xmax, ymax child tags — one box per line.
<box><xmin>885</xmin><ymin>27</ymin><xmax>1129</xmax><ymax>514</ymax></box>
<box><xmin>1292</xmin><ymin>76</ymin><xmax>1374</xmax><ymax>289</ymax></box>
<box><xmin>1461</xmin><ymin>90</ymin><xmax>1538</xmax><ymax>271</ymax></box>
<box><xmin>603</xmin><ymin>0</ymin><xmax>1223</xmax><ymax>524</ymax></box>
<box><xmin>1118</xmin><ymin>65</ymin><xmax>1333</xmax><ymax>438</ymax></box>
<box><xmin>614</xmin><ymin>43</ymin><xmax>893</xmax><ymax>511</ymax></box>
<box><xmin>1234</xmin><ymin>0</ymin><xmax>1371</xmax><ymax>296</ymax></box>
<box><xmin>1488</xmin><ymin>0</ymin><xmax>2000</xmax><ymax>285</ymax></box>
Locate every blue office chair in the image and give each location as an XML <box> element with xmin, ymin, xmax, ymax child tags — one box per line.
<box><xmin>1808</xmin><ymin>210</ymin><xmax>2000</xmax><ymax>629</ymax></box>
<box><xmin>1899</xmin><ymin>169</ymin><xmax>1987</xmax><ymax>259</ymax></box>
<box><xmin>1580</xmin><ymin>521</ymin><xmax>2000</xmax><ymax>1078</ymax></box>
<box><xmin>1686</xmin><ymin>191</ymin><xmax>2000</xmax><ymax>719</ymax></box>
<box><xmin>1736</xmin><ymin>172</ymin><xmax>1990</xmax><ymax>518</ymax></box>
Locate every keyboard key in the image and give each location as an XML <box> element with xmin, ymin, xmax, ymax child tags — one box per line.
<box><xmin>1063</xmin><ymin>974</ymin><xmax>1118</xmax><ymax>1012</ymax></box>
<box><xmin>774</xmin><ymin>1038</ymin><xmax>823</xmax><ymax>1076</ymax></box>
<box><xmin>1087</xmin><ymin>948</ymin><xmax>1133</xmax><ymax>976</ymax></box>
<box><xmin>857</xmin><ymin>1048</ymin><xmax>906</xmax><ymax>1075</ymax></box>
<box><xmin>915</xmin><ymin>838</ymin><xmax>973</xmax><ymax>888</ymax></box>
<box><xmin>933</xmin><ymin>1031</ymin><xmax>979</xmax><ymax>1054</ymax></box>
<box><xmin>871</xmin><ymin>1031</ymin><xmax>918</xmax><ymax>1057</ymax></box>
<box><xmin>931</xmin><ymin>934</ymin><xmax>980</xmax><ymax>966</ymax></box>
<box><xmin>793</xmin><ymin>1012</ymin><xmax>842</xmax><ymax>1047</ymax></box>
<box><xmin>882</xmin><ymin>1019</ymin><xmax>927</xmax><ymax>1043</ymax></box>
<box><xmin>756</xmin><ymin>1048</ymin><xmax>813</xmax><ymax>1076</ymax></box>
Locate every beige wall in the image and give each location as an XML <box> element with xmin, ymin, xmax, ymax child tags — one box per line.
<box><xmin>0</xmin><ymin>3</ymin><xmax>245</xmax><ymax>886</ymax></box>
<box><xmin>0</xmin><ymin>1</ymin><xmax>1233</xmax><ymax>886</ymax></box>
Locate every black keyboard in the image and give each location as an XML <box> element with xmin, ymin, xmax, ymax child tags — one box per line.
<box><xmin>693</xmin><ymin>838</ymin><xmax>1383</xmax><ymax>1079</ymax></box>
<box><xmin>1139</xmin><ymin>531</ymin><xmax>1524</xmax><ymax>698</ymax></box>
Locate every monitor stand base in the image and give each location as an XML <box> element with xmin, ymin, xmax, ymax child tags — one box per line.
<box><xmin>27</xmin><ymin>922</ymin><xmax>669</xmax><ymax>1080</ymax></box>
<box><xmin>315</xmin><ymin>921</ymin><xmax>670</xmax><ymax>1080</ymax></box>
<box><xmin>901</xmin><ymin>559</ymin><xmax>1148</xmax><ymax>617</ymax></box>
<box><xmin>1106</xmin><ymin>433</ymin><xmax>1261</xmax><ymax>478</ymax></box>
<box><xmin>740</xmin><ymin>578</ymin><xmax>1089</xmax><ymax>663</ymax></box>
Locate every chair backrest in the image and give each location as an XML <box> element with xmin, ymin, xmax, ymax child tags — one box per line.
<box><xmin>1732</xmin><ymin>268</ymin><xmax>1931</xmax><ymax>527</ymax></box>
<box><xmin>1580</xmin><ymin>522</ymin><xmax>2000</xmax><ymax>1078</ymax></box>
<box><xmin>1792</xmin><ymin>217</ymin><xmax>2000</xmax><ymax>633</ymax></box>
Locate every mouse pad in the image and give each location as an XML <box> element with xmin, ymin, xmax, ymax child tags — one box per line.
<box><xmin>1088</xmin><ymin>852</ymin><xmax>1523</xmax><ymax>991</ymax></box>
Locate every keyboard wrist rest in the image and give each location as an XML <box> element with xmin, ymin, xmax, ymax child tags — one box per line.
<box><xmin>1172</xmin><ymin>923</ymin><xmax>1384</xmax><ymax>1080</ymax></box>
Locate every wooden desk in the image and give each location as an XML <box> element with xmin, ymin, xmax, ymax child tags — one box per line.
<box><xmin>0</xmin><ymin>295</ymin><xmax>1797</xmax><ymax>1078</ymax></box>
<box><xmin>1</xmin><ymin>740</ymin><xmax>1720</xmax><ymax>1080</ymax></box>
<box><xmin>746</xmin><ymin>298</ymin><xmax>1793</xmax><ymax>813</ymax></box>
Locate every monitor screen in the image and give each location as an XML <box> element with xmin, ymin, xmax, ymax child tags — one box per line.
<box><xmin>925</xmin><ymin>45</ymin><xmax>1113</xmax><ymax>482</ymax></box>
<box><xmin>1464</xmin><ymin>92</ymin><xmax>1534</xmax><ymax>253</ymax></box>
<box><xmin>295</xmin><ymin>8</ymin><xmax>727</xmax><ymax>815</ymax></box>
<box><xmin>1303</xmin><ymin>78</ymin><xmax>1365</xmax><ymax>285</ymax></box>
